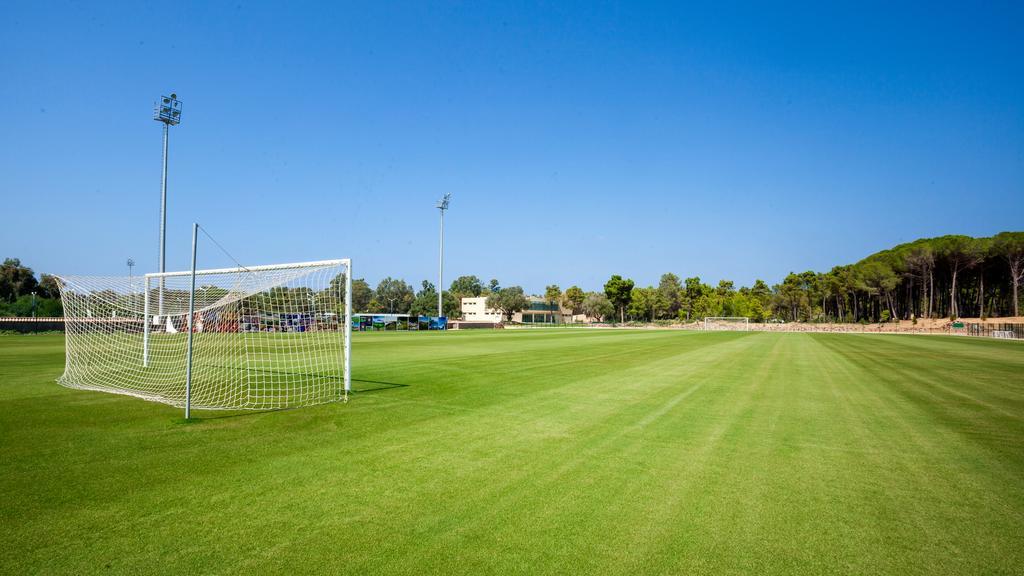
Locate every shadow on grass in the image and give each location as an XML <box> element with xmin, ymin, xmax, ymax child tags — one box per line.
<box><xmin>180</xmin><ymin>378</ymin><xmax>409</xmax><ymax>422</ymax></box>
<box><xmin>351</xmin><ymin>378</ymin><xmax>409</xmax><ymax>393</ymax></box>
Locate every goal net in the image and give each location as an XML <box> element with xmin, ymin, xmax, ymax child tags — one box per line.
<box><xmin>56</xmin><ymin>259</ymin><xmax>352</xmax><ymax>411</ymax></box>
<box><xmin>703</xmin><ymin>316</ymin><xmax>750</xmax><ymax>331</ymax></box>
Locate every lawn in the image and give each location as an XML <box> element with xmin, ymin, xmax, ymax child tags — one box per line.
<box><xmin>1</xmin><ymin>330</ymin><xmax>1022</xmax><ymax>575</ymax></box>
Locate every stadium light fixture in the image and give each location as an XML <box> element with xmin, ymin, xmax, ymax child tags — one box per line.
<box><xmin>153</xmin><ymin>93</ymin><xmax>182</xmax><ymax>316</ymax></box>
<box><xmin>436</xmin><ymin>193</ymin><xmax>451</xmax><ymax>317</ymax></box>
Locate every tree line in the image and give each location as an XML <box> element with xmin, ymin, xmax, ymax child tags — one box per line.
<box><xmin>336</xmin><ymin>274</ymin><xmax>499</xmax><ymax>319</ymax></box>
<box><xmin>559</xmin><ymin>232</ymin><xmax>1022</xmax><ymax>324</ymax></box>
<box><xmin>767</xmin><ymin>232</ymin><xmax>1023</xmax><ymax>322</ymax></box>
<box><xmin>345</xmin><ymin>275</ymin><xmax>533</xmax><ymax>321</ymax></box>
<box><xmin>0</xmin><ymin>259</ymin><xmax>62</xmax><ymax>317</ymax></box>
<box><xmin>3</xmin><ymin>232</ymin><xmax>1022</xmax><ymax>322</ymax></box>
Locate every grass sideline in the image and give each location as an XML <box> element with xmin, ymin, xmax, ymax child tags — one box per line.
<box><xmin>1</xmin><ymin>330</ymin><xmax>1023</xmax><ymax>575</ymax></box>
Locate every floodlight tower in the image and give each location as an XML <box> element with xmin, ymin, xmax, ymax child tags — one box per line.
<box><xmin>127</xmin><ymin>258</ymin><xmax>136</xmax><ymax>308</ymax></box>
<box><xmin>154</xmin><ymin>93</ymin><xmax>182</xmax><ymax>316</ymax></box>
<box><xmin>436</xmin><ymin>193</ymin><xmax>451</xmax><ymax>317</ymax></box>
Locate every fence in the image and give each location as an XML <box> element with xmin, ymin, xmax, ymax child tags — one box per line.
<box><xmin>965</xmin><ymin>322</ymin><xmax>1024</xmax><ymax>340</ymax></box>
<box><xmin>0</xmin><ymin>317</ymin><xmax>66</xmax><ymax>333</ymax></box>
<box><xmin>3</xmin><ymin>317</ymin><xmax>1023</xmax><ymax>341</ymax></box>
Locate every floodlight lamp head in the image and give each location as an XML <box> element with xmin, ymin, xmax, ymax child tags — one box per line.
<box><xmin>436</xmin><ymin>193</ymin><xmax>451</xmax><ymax>211</ymax></box>
<box><xmin>154</xmin><ymin>93</ymin><xmax>182</xmax><ymax>125</ymax></box>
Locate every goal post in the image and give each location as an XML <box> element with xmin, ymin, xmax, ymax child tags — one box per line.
<box><xmin>703</xmin><ymin>316</ymin><xmax>750</xmax><ymax>331</ymax></box>
<box><xmin>57</xmin><ymin>257</ymin><xmax>353</xmax><ymax>413</ymax></box>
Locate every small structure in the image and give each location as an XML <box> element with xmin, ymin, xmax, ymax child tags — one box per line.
<box><xmin>459</xmin><ymin>296</ymin><xmax>566</xmax><ymax>324</ymax></box>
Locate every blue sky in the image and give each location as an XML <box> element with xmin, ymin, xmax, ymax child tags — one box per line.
<box><xmin>2</xmin><ymin>2</ymin><xmax>1022</xmax><ymax>294</ymax></box>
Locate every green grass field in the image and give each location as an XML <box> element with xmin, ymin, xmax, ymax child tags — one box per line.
<box><xmin>2</xmin><ymin>330</ymin><xmax>1023</xmax><ymax>575</ymax></box>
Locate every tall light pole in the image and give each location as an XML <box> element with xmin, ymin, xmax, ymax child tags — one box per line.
<box><xmin>154</xmin><ymin>93</ymin><xmax>182</xmax><ymax>317</ymax></box>
<box><xmin>127</xmin><ymin>258</ymin><xmax>136</xmax><ymax>308</ymax></box>
<box><xmin>436</xmin><ymin>193</ymin><xmax>451</xmax><ymax>317</ymax></box>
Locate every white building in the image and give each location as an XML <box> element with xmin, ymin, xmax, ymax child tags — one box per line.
<box><xmin>460</xmin><ymin>296</ymin><xmax>566</xmax><ymax>324</ymax></box>
<box><xmin>460</xmin><ymin>297</ymin><xmax>503</xmax><ymax>322</ymax></box>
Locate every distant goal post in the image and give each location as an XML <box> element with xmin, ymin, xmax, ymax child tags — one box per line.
<box><xmin>703</xmin><ymin>316</ymin><xmax>750</xmax><ymax>331</ymax></box>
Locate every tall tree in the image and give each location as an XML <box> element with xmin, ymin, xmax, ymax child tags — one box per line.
<box><xmin>603</xmin><ymin>275</ymin><xmax>635</xmax><ymax>323</ymax></box>
<box><xmin>485</xmin><ymin>286</ymin><xmax>529</xmax><ymax>321</ymax></box>
<box><xmin>563</xmin><ymin>285</ymin><xmax>585</xmax><ymax>315</ymax></box>
<box><xmin>973</xmin><ymin>238</ymin><xmax>993</xmax><ymax>318</ymax></box>
<box><xmin>859</xmin><ymin>261</ymin><xmax>899</xmax><ymax>321</ymax></box>
<box><xmin>994</xmin><ymin>232</ymin><xmax>1024</xmax><ymax>317</ymax></box>
<box><xmin>905</xmin><ymin>246</ymin><xmax>936</xmax><ymax>319</ymax></box>
<box><xmin>409</xmin><ymin>280</ymin><xmax>437</xmax><ymax>317</ymax></box>
<box><xmin>776</xmin><ymin>273</ymin><xmax>813</xmax><ymax>321</ymax></box>
<box><xmin>823</xmin><ymin>269</ymin><xmax>845</xmax><ymax>321</ymax></box>
<box><xmin>938</xmin><ymin>236</ymin><xmax>985</xmax><ymax>319</ymax></box>
<box><xmin>657</xmin><ymin>273</ymin><xmax>683</xmax><ymax>319</ymax></box>
<box><xmin>440</xmin><ymin>291</ymin><xmax>461</xmax><ymax>319</ymax></box>
<box><xmin>627</xmin><ymin>286</ymin><xmax>661</xmax><ymax>321</ymax></box>
<box><xmin>410</xmin><ymin>281</ymin><xmax>460</xmax><ymax>318</ymax></box>
<box><xmin>449</xmin><ymin>275</ymin><xmax>484</xmax><ymax>297</ymax></box>
<box><xmin>327</xmin><ymin>274</ymin><xmax>373</xmax><ymax>313</ymax></box>
<box><xmin>581</xmin><ymin>292</ymin><xmax>614</xmax><ymax>322</ymax></box>
<box><xmin>37</xmin><ymin>274</ymin><xmax>61</xmax><ymax>299</ymax></box>
<box><xmin>375</xmin><ymin>277</ymin><xmax>415</xmax><ymax>313</ymax></box>
<box><xmin>544</xmin><ymin>285</ymin><xmax>562</xmax><ymax>322</ymax></box>
<box><xmin>350</xmin><ymin>278</ymin><xmax>373</xmax><ymax>312</ymax></box>
<box><xmin>749</xmin><ymin>279</ymin><xmax>772</xmax><ymax>322</ymax></box>
<box><xmin>682</xmin><ymin>277</ymin><xmax>708</xmax><ymax>322</ymax></box>
<box><xmin>0</xmin><ymin>258</ymin><xmax>38</xmax><ymax>301</ymax></box>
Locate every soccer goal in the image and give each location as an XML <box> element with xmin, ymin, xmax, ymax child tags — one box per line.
<box><xmin>703</xmin><ymin>316</ymin><xmax>750</xmax><ymax>331</ymax></box>
<box><xmin>56</xmin><ymin>258</ymin><xmax>352</xmax><ymax>414</ymax></box>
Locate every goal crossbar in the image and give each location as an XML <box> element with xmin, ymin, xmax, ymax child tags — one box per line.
<box><xmin>145</xmin><ymin>258</ymin><xmax>350</xmax><ymax>278</ymax></box>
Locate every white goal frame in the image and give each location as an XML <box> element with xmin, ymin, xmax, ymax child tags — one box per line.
<box><xmin>703</xmin><ymin>316</ymin><xmax>750</xmax><ymax>331</ymax></box>
<box><xmin>59</xmin><ymin>250</ymin><xmax>353</xmax><ymax>417</ymax></box>
<box><xmin>142</xmin><ymin>258</ymin><xmax>353</xmax><ymax>416</ymax></box>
